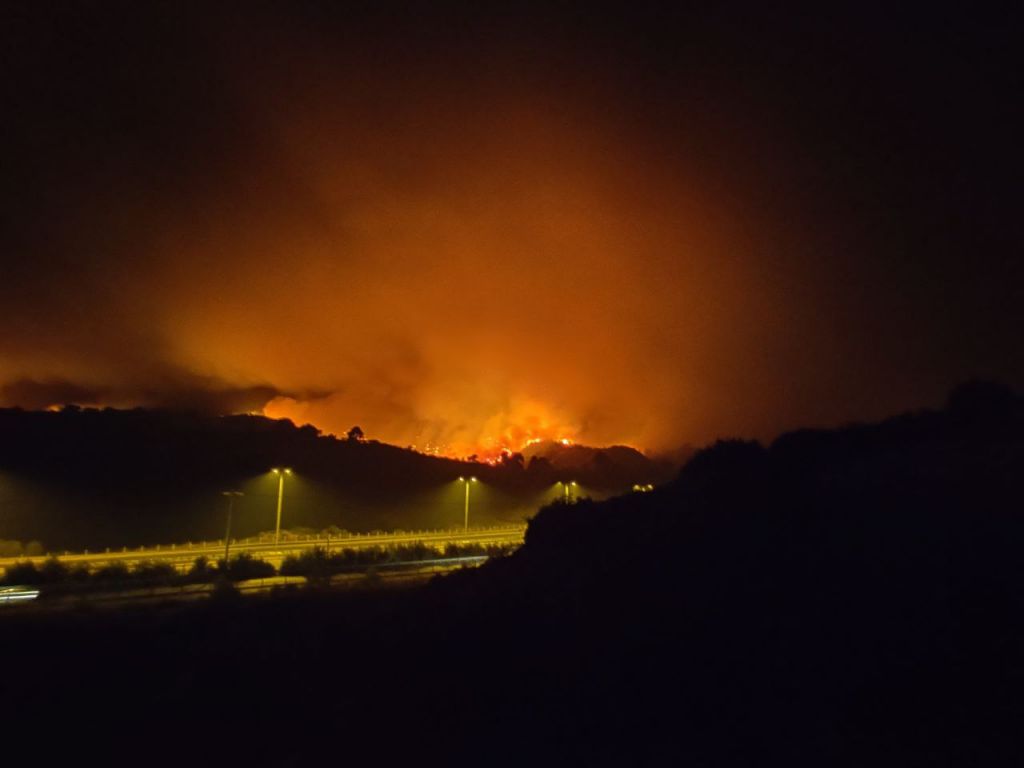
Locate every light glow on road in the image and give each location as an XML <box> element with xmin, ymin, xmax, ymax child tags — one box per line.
<box><xmin>0</xmin><ymin>585</ymin><xmax>40</xmax><ymax>604</ymax></box>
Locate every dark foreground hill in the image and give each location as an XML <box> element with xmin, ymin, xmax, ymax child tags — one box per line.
<box><xmin>0</xmin><ymin>407</ymin><xmax>674</xmax><ymax>550</ymax></box>
<box><xmin>1</xmin><ymin>381</ymin><xmax>1022</xmax><ymax>766</ymax></box>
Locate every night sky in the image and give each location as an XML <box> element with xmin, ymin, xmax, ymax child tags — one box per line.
<box><xmin>1</xmin><ymin>2</ymin><xmax>1020</xmax><ymax>457</ymax></box>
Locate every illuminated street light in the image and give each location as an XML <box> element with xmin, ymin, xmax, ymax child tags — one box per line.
<box><xmin>632</xmin><ymin>483</ymin><xmax>655</xmax><ymax>493</ymax></box>
<box><xmin>558</xmin><ymin>480</ymin><xmax>578</xmax><ymax>503</ymax></box>
<box><xmin>458</xmin><ymin>476</ymin><xmax>478</xmax><ymax>530</ymax></box>
<box><xmin>271</xmin><ymin>468</ymin><xmax>293</xmax><ymax>544</ymax></box>
<box><xmin>221</xmin><ymin>491</ymin><xmax>244</xmax><ymax>564</ymax></box>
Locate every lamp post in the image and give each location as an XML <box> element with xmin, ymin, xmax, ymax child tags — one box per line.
<box><xmin>271</xmin><ymin>468</ymin><xmax>292</xmax><ymax>544</ymax></box>
<box><xmin>559</xmin><ymin>481</ymin><xmax>578</xmax><ymax>503</ymax></box>
<box><xmin>222</xmin><ymin>491</ymin><xmax>244</xmax><ymax>565</ymax></box>
<box><xmin>458</xmin><ymin>476</ymin><xmax>477</xmax><ymax>530</ymax></box>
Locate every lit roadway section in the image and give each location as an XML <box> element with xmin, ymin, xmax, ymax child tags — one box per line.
<box><xmin>0</xmin><ymin>525</ymin><xmax>527</xmax><ymax>575</ymax></box>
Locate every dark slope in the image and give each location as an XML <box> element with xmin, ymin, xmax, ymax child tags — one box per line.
<box><xmin>522</xmin><ymin>438</ymin><xmax>681</xmax><ymax>488</ymax></box>
<box><xmin>0</xmin><ymin>407</ymin><xmax>674</xmax><ymax>549</ymax></box>
<box><xmin>424</xmin><ymin>380</ymin><xmax>1024</xmax><ymax>764</ymax></box>
<box><xmin>2</xmin><ymin>383</ymin><xmax>1021</xmax><ymax>766</ymax></box>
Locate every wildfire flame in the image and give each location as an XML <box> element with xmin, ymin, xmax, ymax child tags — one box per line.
<box><xmin>261</xmin><ymin>393</ymin><xmax>580</xmax><ymax>462</ymax></box>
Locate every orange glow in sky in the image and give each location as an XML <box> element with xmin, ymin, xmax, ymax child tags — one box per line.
<box><xmin>0</xmin><ymin>75</ymin><xmax>808</xmax><ymax>454</ymax></box>
<box><xmin>0</xmin><ymin>7</ymin><xmax>958</xmax><ymax>455</ymax></box>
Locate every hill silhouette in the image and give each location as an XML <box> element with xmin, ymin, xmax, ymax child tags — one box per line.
<box><xmin>1</xmin><ymin>382</ymin><xmax>1022</xmax><ymax>766</ymax></box>
<box><xmin>0</xmin><ymin>406</ymin><xmax>675</xmax><ymax>550</ymax></box>
<box><xmin>419</xmin><ymin>380</ymin><xmax>1024</xmax><ymax>764</ymax></box>
<box><xmin>521</xmin><ymin>439</ymin><xmax>683</xmax><ymax>485</ymax></box>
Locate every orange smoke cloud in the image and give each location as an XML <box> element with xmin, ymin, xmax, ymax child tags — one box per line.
<box><xmin>0</xmin><ymin>31</ymin><xmax>787</xmax><ymax>456</ymax></box>
<box><xmin>149</xmin><ymin>96</ymin><xmax>762</xmax><ymax>454</ymax></box>
<box><xmin>1</xmin><ymin>6</ymin><xmax>912</xmax><ymax>455</ymax></box>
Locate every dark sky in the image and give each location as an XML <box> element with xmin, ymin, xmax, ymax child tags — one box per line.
<box><xmin>1</xmin><ymin>2</ymin><xmax>1021</xmax><ymax>456</ymax></box>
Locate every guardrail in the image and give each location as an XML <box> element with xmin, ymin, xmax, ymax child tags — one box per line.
<box><xmin>0</xmin><ymin>525</ymin><xmax>528</xmax><ymax>575</ymax></box>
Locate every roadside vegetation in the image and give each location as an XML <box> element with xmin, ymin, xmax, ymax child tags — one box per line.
<box><xmin>280</xmin><ymin>542</ymin><xmax>515</xmax><ymax>585</ymax></box>
<box><xmin>0</xmin><ymin>541</ymin><xmax>515</xmax><ymax>597</ymax></box>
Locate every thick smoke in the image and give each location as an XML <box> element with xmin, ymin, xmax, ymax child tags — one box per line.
<box><xmin>2</xmin><ymin>5</ymin><xmax>1018</xmax><ymax>456</ymax></box>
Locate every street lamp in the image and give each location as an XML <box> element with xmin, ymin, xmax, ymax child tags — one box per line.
<box><xmin>558</xmin><ymin>480</ymin><xmax>578</xmax><ymax>503</ymax></box>
<box><xmin>271</xmin><ymin>468</ymin><xmax>293</xmax><ymax>544</ymax></box>
<box><xmin>221</xmin><ymin>491</ymin><xmax>244</xmax><ymax>564</ymax></box>
<box><xmin>458</xmin><ymin>476</ymin><xmax>477</xmax><ymax>530</ymax></box>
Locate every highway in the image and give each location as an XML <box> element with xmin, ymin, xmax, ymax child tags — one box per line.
<box><xmin>0</xmin><ymin>556</ymin><xmax>495</xmax><ymax>611</ymax></box>
<box><xmin>0</xmin><ymin>524</ymin><xmax>527</xmax><ymax>575</ymax></box>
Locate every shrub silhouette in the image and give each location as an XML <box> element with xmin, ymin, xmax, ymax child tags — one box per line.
<box><xmin>1</xmin><ymin>560</ymin><xmax>40</xmax><ymax>585</ymax></box>
<box><xmin>38</xmin><ymin>557</ymin><xmax>70</xmax><ymax>584</ymax></box>
<box><xmin>131</xmin><ymin>561</ymin><xmax>177</xmax><ymax>587</ymax></box>
<box><xmin>92</xmin><ymin>562</ymin><xmax>131</xmax><ymax>584</ymax></box>
<box><xmin>186</xmin><ymin>555</ymin><xmax>216</xmax><ymax>582</ymax></box>
<box><xmin>219</xmin><ymin>552</ymin><xmax>275</xmax><ymax>581</ymax></box>
<box><xmin>281</xmin><ymin>547</ymin><xmax>333</xmax><ymax>586</ymax></box>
